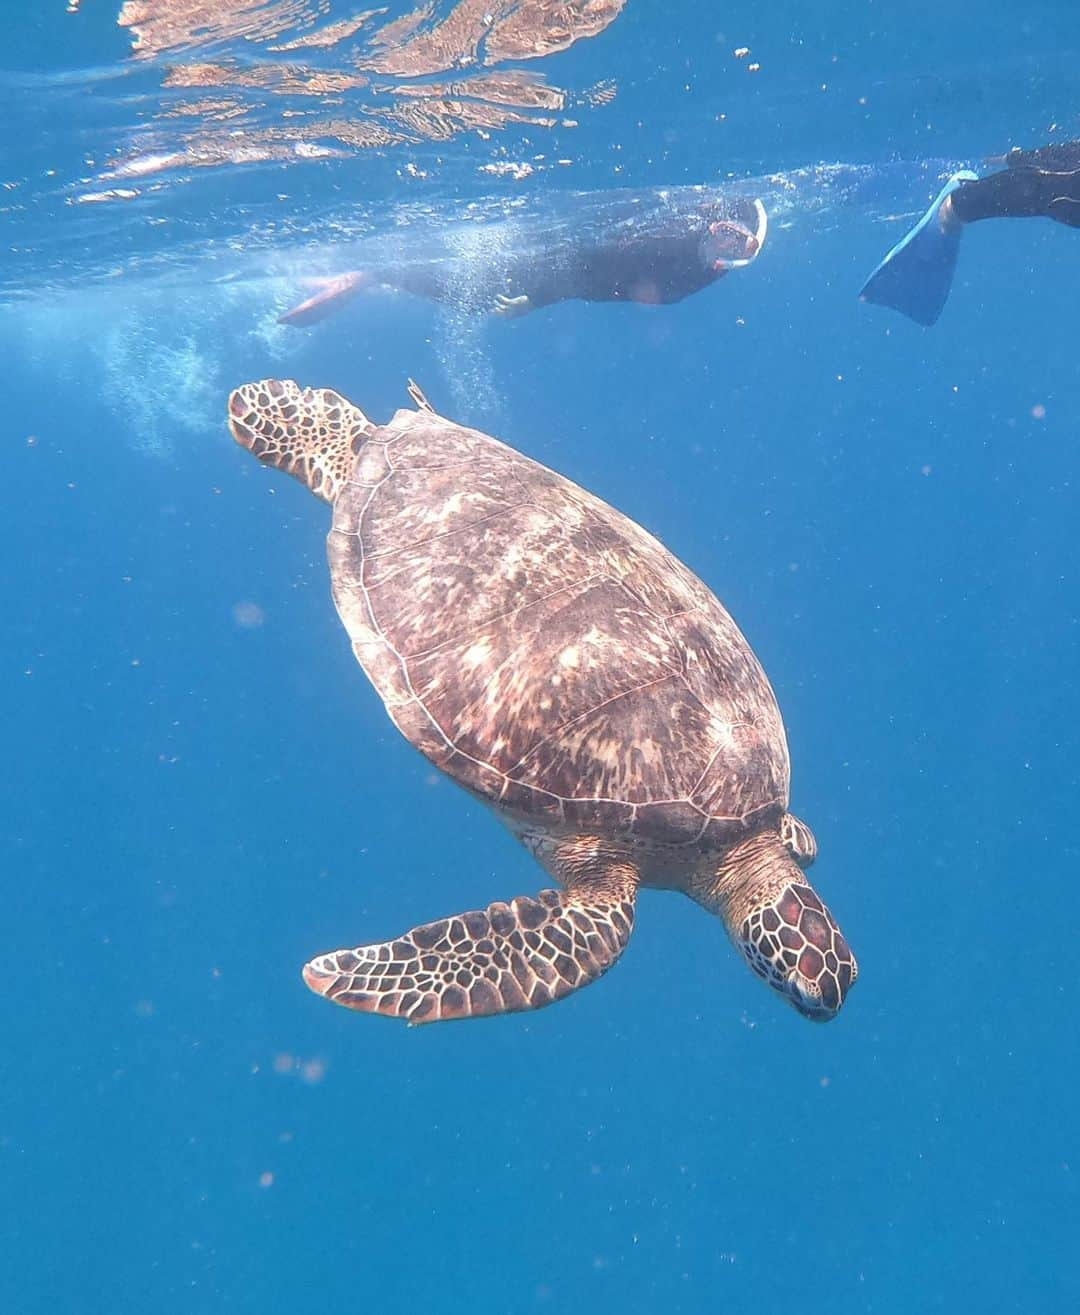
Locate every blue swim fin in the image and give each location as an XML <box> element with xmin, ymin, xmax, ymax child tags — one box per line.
<box><xmin>859</xmin><ymin>171</ymin><xmax>978</xmax><ymax>325</ymax></box>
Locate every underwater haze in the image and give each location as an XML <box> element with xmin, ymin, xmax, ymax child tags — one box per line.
<box><xmin>4</xmin><ymin>3</ymin><xmax>1079</xmax><ymax>1312</ymax></box>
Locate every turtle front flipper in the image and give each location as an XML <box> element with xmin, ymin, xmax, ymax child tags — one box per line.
<box><xmin>228</xmin><ymin>378</ymin><xmax>373</xmax><ymax>504</ymax></box>
<box><xmin>302</xmin><ymin>868</ymin><xmax>638</xmax><ymax>1024</ymax></box>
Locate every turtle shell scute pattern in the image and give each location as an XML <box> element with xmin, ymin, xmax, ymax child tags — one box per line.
<box><xmin>328</xmin><ymin>408</ymin><xmax>790</xmax><ymax>843</ymax></box>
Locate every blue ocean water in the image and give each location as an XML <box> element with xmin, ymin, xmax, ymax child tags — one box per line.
<box><xmin>3</xmin><ymin>3</ymin><xmax>1078</xmax><ymax>1312</ymax></box>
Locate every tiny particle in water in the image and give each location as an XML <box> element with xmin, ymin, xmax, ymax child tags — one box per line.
<box><xmin>26</xmin><ymin>435</ymin><xmax>37</xmax><ymax>447</ymax></box>
<box><xmin>259</xmin><ymin>1172</ymin><xmax>274</xmax><ymax>1189</ymax></box>
<box><xmin>1032</xmin><ymin>403</ymin><xmax>1047</xmax><ymax>419</ymax></box>
<box><xmin>300</xmin><ymin>1058</ymin><xmax>327</xmax><ymax>1085</ymax></box>
<box><xmin>734</xmin><ymin>47</ymin><xmax>750</xmax><ymax>58</ymax></box>
<box><xmin>748</xmin><ymin>63</ymin><xmax>761</xmax><ymax>73</ymax></box>
<box><xmin>232</xmin><ymin>600</ymin><xmax>266</xmax><ymax>629</ymax></box>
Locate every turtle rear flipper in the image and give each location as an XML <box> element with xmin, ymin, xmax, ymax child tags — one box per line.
<box><xmin>302</xmin><ymin>868</ymin><xmax>638</xmax><ymax>1024</ymax></box>
<box><xmin>228</xmin><ymin>378</ymin><xmax>373</xmax><ymax>504</ymax></box>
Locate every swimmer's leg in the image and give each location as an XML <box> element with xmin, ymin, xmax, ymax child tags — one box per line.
<box><xmin>278</xmin><ymin>271</ymin><xmax>371</xmax><ymax>327</ymax></box>
<box><xmin>951</xmin><ymin>159</ymin><xmax>1080</xmax><ymax>225</ymax></box>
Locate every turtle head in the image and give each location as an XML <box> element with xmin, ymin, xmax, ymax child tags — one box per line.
<box><xmin>707</xmin><ymin>832</ymin><xmax>857</xmax><ymax>1021</ymax></box>
<box><xmin>738</xmin><ymin>876</ymin><xmax>858</xmax><ymax>1021</ymax></box>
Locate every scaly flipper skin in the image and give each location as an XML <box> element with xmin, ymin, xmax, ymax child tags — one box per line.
<box><xmin>227</xmin><ymin>379</ymin><xmax>372</xmax><ymax>504</ymax></box>
<box><xmin>302</xmin><ymin>865</ymin><xmax>638</xmax><ymax>1024</ymax></box>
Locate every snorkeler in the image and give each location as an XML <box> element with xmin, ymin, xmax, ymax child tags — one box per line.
<box><xmin>279</xmin><ymin>195</ymin><xmax>768</xmax><ymax>326</ymax></box>
<box><xmin>860</xmin><ymin>140</ymin><xmax>1080</xmax><ymax>325</ymax></box>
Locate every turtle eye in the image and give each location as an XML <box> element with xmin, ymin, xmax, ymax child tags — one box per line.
<box><xmin>780</xmin><ymin>813</ymin><xmax>818</xmax><ymax>869</ymax></box>
<box><xmin>739</xmin><ymin>883</ymin><xmax>857</xmax><ymax>1022</ymax></box>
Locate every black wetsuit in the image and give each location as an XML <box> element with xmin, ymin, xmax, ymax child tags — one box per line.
<box><xmin>501</xmin><ymin>228</ymin><xmax>725</xmax><ymax>308</ymax></box>
<box><xmin>375</xmin><ymin>197</ymin><xmax>760</xmax><ymax>311</ymax></box>
<box><xmin>951</xmin><ymin>140</ymin><xmax>1080</xmax><ymax>227</ymax></box>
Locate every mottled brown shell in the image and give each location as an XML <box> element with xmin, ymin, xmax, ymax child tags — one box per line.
<box><xmin>326</xmin><ymin>407</ymin><xmax>790</xmax><ymax>848</ymax></box>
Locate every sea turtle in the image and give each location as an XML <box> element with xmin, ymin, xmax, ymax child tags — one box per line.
<box><xmin>227</xmin><ymin>379</ymin><xmax>857</xmax><ymax>1025</ymax></box>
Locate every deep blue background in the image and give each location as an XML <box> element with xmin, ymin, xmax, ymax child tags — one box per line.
<box><xmin>3</xmin><ymin>4</ymin><xmax>1079</xmax><ymax>1313</ymax></box>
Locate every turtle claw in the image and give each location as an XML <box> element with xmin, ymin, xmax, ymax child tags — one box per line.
<box><xmin>493</xmin><ymin>292</ymin><xmax>532</xmax><ymax>319</ymax></box>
